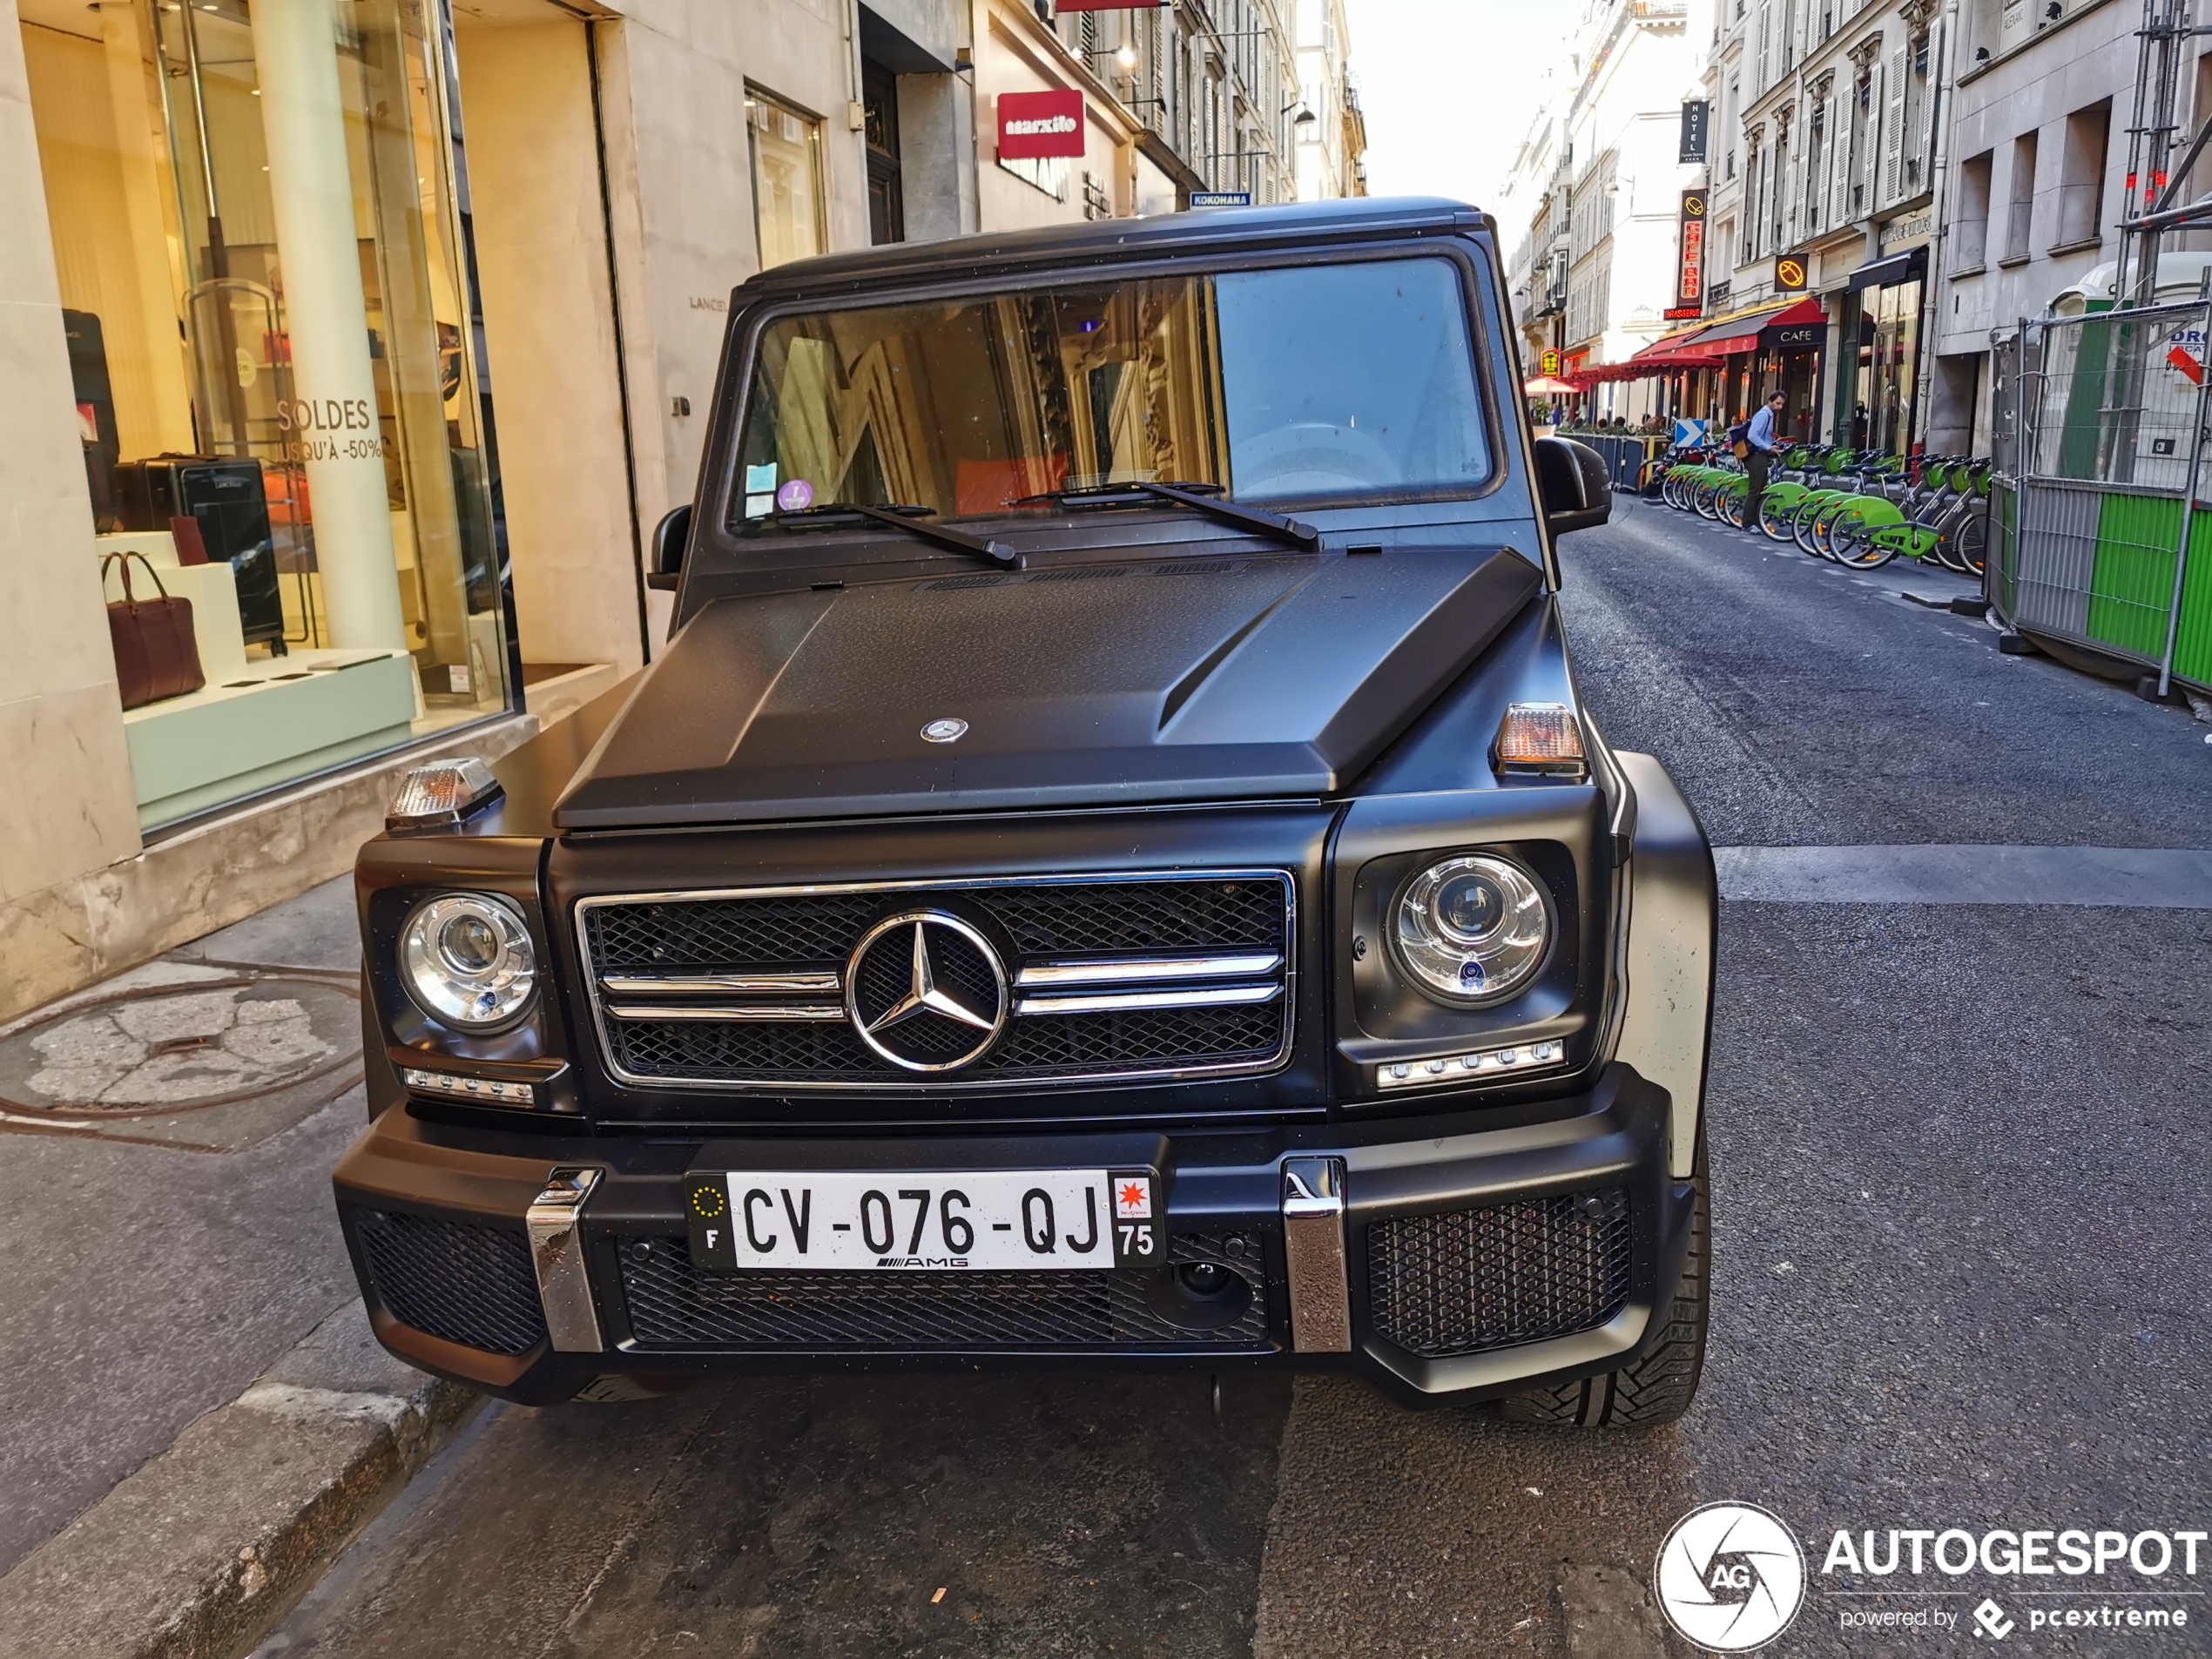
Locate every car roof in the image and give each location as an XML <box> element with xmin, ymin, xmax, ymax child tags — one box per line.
<box><xmin>732</xmin><ymin>196</ymin><xmax>1494</xmax><ymax>302</ymax></box>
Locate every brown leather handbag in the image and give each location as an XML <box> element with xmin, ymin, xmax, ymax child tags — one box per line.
<box><xmin>104</xmin><ymin>550</ymin><xmax>206</xmax><ymax>709</ymax></box>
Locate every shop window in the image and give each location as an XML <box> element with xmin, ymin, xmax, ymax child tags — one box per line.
<box><xmin>2054</xmin><ymin>101</ymin><xmax>2110</xmax><ymax>249</ymax></box>
<box><xmin>23</xmin><ymin>0</ymin><xmax>512</xmax><ymax>833</ymax></box>
<box><xmin>747</xmin><ymin>88</ymin><xmax>826</xmax><ymax>270</ymax></box>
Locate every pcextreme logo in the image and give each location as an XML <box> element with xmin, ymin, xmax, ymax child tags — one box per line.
<box><xmin>1654</xmin><ymin>1502</ymin><xmax>1808</xmax><ymax>1651</ymax></box>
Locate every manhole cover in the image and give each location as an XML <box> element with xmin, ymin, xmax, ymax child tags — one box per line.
<box><xmin>0</xmin><ymin>975</ymin><xmax>360</xmax><ymax>1117</ymax></box>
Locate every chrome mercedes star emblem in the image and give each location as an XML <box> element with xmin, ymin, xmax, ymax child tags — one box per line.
<box><xmin>845</xmin><ymin>910</ymin><xmax>1008</xmax><ymax>1072</ymax></box>
<box><xmin>921</xmin><ymin>718</ymin><xmax>968</xmax><ymax>743</ymax></box>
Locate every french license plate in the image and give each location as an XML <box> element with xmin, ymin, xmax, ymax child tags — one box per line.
<box><xmin>684</xmin><ymin>1169</ymin><xmax>1163</xmax><ymax>1272</ymax></box>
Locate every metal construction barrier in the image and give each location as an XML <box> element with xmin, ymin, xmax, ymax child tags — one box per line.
<box><xmin>1993</xmin><ymin>301</ymin><xmax>2212</xmax><ymax>696</ymax></box>
<box><xmin>1558</xmin><ymin>431</ymin><xmax>1667</xmax><ymax>490</ymax></box>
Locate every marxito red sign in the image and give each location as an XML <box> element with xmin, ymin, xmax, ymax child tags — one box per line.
<box><xmin>997</xmin><ymin>90</ymin><xmax>1085</xmax><ymax>160</ymax></box>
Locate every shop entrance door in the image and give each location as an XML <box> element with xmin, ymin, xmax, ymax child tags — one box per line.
<box><xmin>1867</xmin><ymin>279</ymin><xmax>1924</xmax><ymax>455</ymax></box>
<box><xmin>863</xmin><ymin>59</ymin><xmax>904</xmax><ymax>246</ymax></box>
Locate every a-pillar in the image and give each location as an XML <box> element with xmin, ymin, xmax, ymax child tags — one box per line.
<box><xmin>252</xmin><ymin>0</ymin><xmax>408</xmax><ymax>653</ymax></box>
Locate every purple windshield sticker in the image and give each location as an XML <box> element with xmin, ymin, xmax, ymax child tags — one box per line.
<box><xmin>776</xmin><ymin>478</ymin><xmax>814</xmax><ymax>512</ymax></box>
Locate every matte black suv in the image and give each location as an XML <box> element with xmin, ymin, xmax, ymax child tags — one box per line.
<box><xmin>336</xmin><ymin>198</ymin><xmax>1716</xmax><ymax>1426</ymax></box>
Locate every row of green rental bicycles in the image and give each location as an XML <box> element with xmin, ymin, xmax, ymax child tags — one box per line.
<box><xmin>1649</xmin><ymin>442</ymin><xmax>1991</xmax><ymax>575</ymax></box>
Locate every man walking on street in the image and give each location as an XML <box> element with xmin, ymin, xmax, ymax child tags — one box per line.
<box><xmin>1745</xmin><ymin>389</ymin><xmax>1786</xmax><ymax>529</ymax></box>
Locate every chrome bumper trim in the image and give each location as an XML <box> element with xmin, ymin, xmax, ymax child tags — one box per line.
<box><xmin>526</xmin><ymin>1166</ymin><xmax>604</xmax><ymax>1353</ymax></box>
<box><xmin>1281</xmin><ymin>1157</ymin><xmax>1351</xmax><ymax>1353</ymax></box>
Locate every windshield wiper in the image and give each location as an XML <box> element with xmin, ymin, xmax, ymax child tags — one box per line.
<box><xmin>1012</xmin><ymin>480</ymin><xmax>1318</xmax><ymax>552</ymax></box>
<box><xmin>764</xmin><ymin>502</ymin><xmax>1018</xmax><ymax>570</ymax></box>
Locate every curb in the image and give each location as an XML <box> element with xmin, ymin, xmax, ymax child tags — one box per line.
<box><xmin>0</xmin><ymin>1301</ymin><xmax>479</xmax><ymax>1659</ymax></box>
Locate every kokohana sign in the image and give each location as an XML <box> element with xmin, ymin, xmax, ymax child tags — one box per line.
<box><xmin>997</xmin><ymin>90</ymin><xmax>1085</xmax><ymax>160</ymax></box>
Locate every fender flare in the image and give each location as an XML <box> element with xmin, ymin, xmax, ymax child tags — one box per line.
<box><xmin>1611</xmin><ymin>753</ymin><xmax>1717</xmax><ymax>1178</ymax></box>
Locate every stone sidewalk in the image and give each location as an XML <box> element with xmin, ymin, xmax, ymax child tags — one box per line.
<box><xmin>0</xmin><ymin>876</ymin><xmax>475</xmax><ymax>1658</ymax></box>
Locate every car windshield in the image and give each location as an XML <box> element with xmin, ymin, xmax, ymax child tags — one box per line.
<box><xmin>729</xmin><ymin>257</ymin><xmax>1491</xmax><ymax>528</ymax></box>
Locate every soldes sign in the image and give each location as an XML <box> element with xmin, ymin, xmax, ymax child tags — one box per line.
<box><xmin>998</xmin><ymin>90</ymin><xmax>1085</xmax><ymax>160</ymax></box>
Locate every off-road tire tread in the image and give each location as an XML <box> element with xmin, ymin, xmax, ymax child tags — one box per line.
<box><xmin>1496</xmin><ymin>1157</ymin><xmax>1709</xmax><ymax>1428</ymax></box>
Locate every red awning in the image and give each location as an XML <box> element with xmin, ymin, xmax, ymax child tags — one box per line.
<box><xmin>1671</xmin><ymin>295</ymin><xmax>1828</xmax><ymax>358</ymax></box>
<box><xmin>1580</xmin><ymin>298</ymin><xmax>1830</xmax><ymax>381</ymax></box>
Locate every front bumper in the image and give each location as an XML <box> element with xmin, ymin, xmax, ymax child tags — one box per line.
<box><xmin>334</xmin><ymin>1062</ymin><xmax>1696</xmax><ymax>1407</ymax></box>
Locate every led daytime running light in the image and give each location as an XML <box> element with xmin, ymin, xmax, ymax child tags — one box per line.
<box><xmin>1378</xmin><ymin>1040</ymin><xmax>1564</xmax><ymax>1089</ymax></box>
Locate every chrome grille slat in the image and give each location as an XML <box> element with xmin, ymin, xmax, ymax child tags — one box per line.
<box><xmin>1013</xmin><ymin>952</ymin><xmax>1283</xmax><ymax>988</ymax></box>
<box><xmin>606</xmin><ymin>1003</ymin><xmax>847</xmax><ymax>1023</ymax></box>
<box><xmin>600</xmin><ymin>971</ymin><xmax>842</xmax><ymax>996</ymax></box>
<box><xmin>1012</xmin><ymin>983</ymin><xmax>1284</xmax><ymax>1017</ymax></box>
<box><xmin>576</xmin><ymin>871</ymin><xmax>1293</xmax><ymax>1092</ymax></box>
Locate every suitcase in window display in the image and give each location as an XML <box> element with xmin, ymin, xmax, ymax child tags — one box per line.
<box><xmin>111</xmin><ymin>455</ymin><xmax>287</xmax><ymax>655</ymax></box>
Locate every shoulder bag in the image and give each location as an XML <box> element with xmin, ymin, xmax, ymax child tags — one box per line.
<box><xmin>104</xmin><ymin>550</ymin><xmax>206</xmax><ymax>709</ymax></box>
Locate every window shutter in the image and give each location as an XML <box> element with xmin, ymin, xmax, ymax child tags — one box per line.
<box><xmin>1831</xmin><ymin>88</ymin><xmax>1854</xmax><ymax>224</ymax></box>
<box><xmin>1880</xmin><ymin>43</ymin><xmax>1907</xmax><ymax>205</ymax></box>
<box><xmin>1914</xmin><ymin>52</ymin><xmax>1938</xmax><ymax>189</ymax></box>
<box><xmin>1861</xmin><ymin>59</ymin><xmax>1885</xmax><ymax>207</ymax></box>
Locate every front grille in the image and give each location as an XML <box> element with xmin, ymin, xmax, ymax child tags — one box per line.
<box><xmin>351</xmin><ymin>1207</ymin><xmax>547</xmax><ymax>1356</ymax></box>
<box><xmin>579</xmin><ymin>873</ymin><xmax>1292</xmax><ymax>1089</ymax></box>
<box><xmin>617</xmin><ymin>1232</ymin><xmax>1270</xmax><ymax>1349</ymax></box>
<box><xmin>605</xmin><ymin>1001</ymin><xmax>1287</xmax><ymax>1082</ymax></box>
<box><xmin>1366</xmin><ymin>1190</ymin><xmax>1632</xmax><ymax>1359</ymax></box>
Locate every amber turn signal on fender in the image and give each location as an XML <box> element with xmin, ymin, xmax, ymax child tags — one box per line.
<box><xmin>387</xmin><ymin>755</ymin><xmax>503</xmax><ymax>832</ymax></box>
<box><xmin>1491</xmin><ymin>702</ymin><xmax>1588</xmax><ymax>779</ymax></box>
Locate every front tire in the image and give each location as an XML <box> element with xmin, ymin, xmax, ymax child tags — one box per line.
<box><xmin>1496</xmin><ymin>1159</ymin><xmax>1709</xmax><ymax>1428</ymax></box>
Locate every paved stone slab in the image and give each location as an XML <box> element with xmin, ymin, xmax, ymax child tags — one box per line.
<box><xmin>258</xmin><ymin>1371</ymin><xmax>1291</xmax><ymax>1659</ymax></box>
<box><xmin>1715</xmin><ymin>844</ymin><xmax>2212</xmax><ymax>907</ymax></box>
<box><xmin>0</xmin><ymin>1301</ymin><xmax>475</xmax><ymax>1659</ymax></box>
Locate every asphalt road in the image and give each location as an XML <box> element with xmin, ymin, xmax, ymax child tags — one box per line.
<box><xmin>256</xmin><ymin>507</ymin><xmax>2212</xmax><ymax>1658</ymax></box>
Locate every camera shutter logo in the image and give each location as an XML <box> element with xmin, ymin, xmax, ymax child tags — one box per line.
<box><xmin>1653</xmin><ymin>1502</ymin><xmax>1806</xmax><ymax>1651</ymax></box>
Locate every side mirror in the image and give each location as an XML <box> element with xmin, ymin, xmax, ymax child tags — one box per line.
<box><xmin>1533</xmin><ymin>435</ymin><xmax>1612</xmax><ymax>536</ymax></box>
<box><xmin>647</xmin><ymin>503</ymin><xmax>692</xmax><ymax>591</ymax></box>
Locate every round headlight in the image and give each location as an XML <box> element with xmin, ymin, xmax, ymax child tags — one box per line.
<box><xmin>399</xmin><ymin>894</ymin><xmax>537</xmax><ymax>1029</ymax></box>
<box><xmin>1391</xmin><ymin>854</ymin><xmax>1551</xmax><ymax>1005</ymax></box>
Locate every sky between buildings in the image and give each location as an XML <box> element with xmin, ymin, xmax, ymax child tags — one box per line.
<box><xmin>1347</xmin><ymin>0</ymin><xmax>1581</xmax><ymax>251</ymax></box>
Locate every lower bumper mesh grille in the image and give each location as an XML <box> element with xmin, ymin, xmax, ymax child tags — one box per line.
<box><xmin>351</xmin><ymin>1208</ymin><xmax>547</xmax><ymax>1357</ymax></box>
<box><xmin>1366</xmin><ymin>1190</ymin><xmax>1632</xmax><ymax>1359</ymax></box>
<box><xmin>617</xmin><ymin>1233</ymin><xmax>1269</xmax><ymax>1350</ymax></box>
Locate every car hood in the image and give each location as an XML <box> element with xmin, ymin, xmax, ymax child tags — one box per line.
<box><xmin>551</xmin><ymin>547</ymin><xmax>1543</xmax><ymax>830</ymax></box>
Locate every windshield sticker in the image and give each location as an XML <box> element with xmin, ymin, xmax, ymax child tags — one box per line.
<box><xmin>776</xmin><ymin>478</ymin><xmax>815</xmax><ymax>512</ymax></box>
<box><xmin>745</xmin><ymin>462</ymin><xmax>778</xmax><ymax>492</ymax></box>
